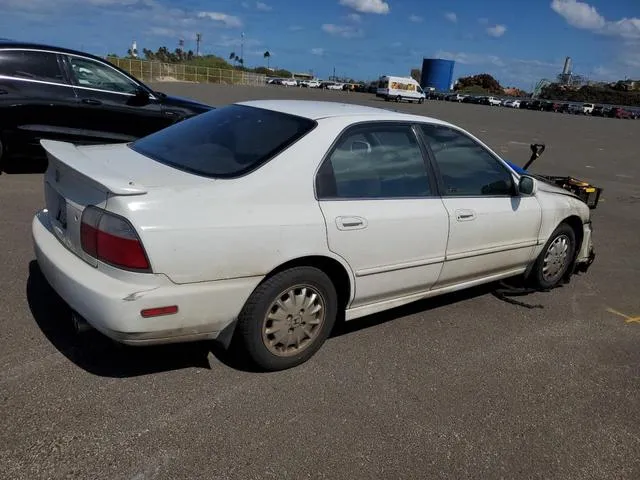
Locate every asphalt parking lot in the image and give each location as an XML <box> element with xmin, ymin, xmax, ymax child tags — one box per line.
<box><xmin>1</xmin><ymin>84</ymin><xmax>639</xmax><ymax>480</ymax></box>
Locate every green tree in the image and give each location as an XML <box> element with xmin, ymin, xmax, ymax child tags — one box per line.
<box><xmin>263</xmin><ymin>50</ymin><xmax>271</xmax><ymax>69</ymax></box>
<box><xmin>410</xmin><ymin>68</ymin><xmax>421</xmax><ymax>83</ymax></box>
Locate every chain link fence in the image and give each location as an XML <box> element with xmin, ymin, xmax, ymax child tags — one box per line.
<box><xmin>106</xmin><ymin>58</ymin><xmax>267</xmax><ymax>86</ymax></box>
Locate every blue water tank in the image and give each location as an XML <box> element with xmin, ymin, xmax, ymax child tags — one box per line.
<box><xmin>420</xmin><ymin>58</ymin><xmax>455</xmax><ymax>92</ymax></box>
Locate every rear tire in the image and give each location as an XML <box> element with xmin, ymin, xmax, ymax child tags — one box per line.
<box><xmin>235</xmin><ymin>267</ymin><xmax>338</xmax><ymax>371</ymax></box>
<box><xmin>395</xmin><ymin>95</ymin><xmax>401</xmax><ymax>103</ymax></box>
<box><xmin>529</xmin><ymin>223</ymin><xmax>576</xmax><ymax>290</ymax></box>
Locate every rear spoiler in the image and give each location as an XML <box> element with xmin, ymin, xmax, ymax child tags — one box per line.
<box><xmin>40</xmin><ymin>140</ymin><xmax>148</xmax><ymax>196</ymax></box>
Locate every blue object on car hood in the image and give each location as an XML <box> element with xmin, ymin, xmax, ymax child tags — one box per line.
<box><xmin>505</xmin><ymin>160</ymin><xmax>527</xmax><ymax>174</ymax></box>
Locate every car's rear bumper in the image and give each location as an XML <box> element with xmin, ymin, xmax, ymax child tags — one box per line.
<box><xmin>32</xmin><ymin>209</ymin><xmax>263</xmax><ymax>345</ymax></box>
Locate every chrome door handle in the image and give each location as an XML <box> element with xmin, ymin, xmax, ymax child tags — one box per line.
<box><xmin>336</xmin><ymin>216</ymin><xmax>367</xmax><ymax>230</ymax></box>
<box><xmin>455</xmin><ymin>209</ymin><xmax>476</xmax><ymax>221</ymax></box>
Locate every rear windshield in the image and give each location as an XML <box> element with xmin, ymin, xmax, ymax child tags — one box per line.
<box><xmin>129</xmin><ymin>104</ymin><xmax>316</xmax><ymax>178</ymax></box>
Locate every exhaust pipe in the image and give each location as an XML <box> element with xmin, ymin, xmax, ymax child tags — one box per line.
<box><xmin>71</xmin><ymin>311</ymin><xmax>93</xmax><ymax>334</ymax></box>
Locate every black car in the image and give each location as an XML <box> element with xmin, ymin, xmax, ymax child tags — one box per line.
<box><xmin>0</xmin><ymin>41</ymin><xmax>212</xmax><ymax>166</ymax></box>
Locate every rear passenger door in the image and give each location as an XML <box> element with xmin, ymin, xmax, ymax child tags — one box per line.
<box><xmin>0</xmin><ymin>49</ymin><xmax>80</xmax><ymax>149</ymax></box>
<box><xmin>316</xmin><ymin>122</ymin><xmax>449</xmax><ymax>310</ymax></box>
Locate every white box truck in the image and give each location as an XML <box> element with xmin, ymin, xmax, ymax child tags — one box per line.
<box><xmin>376</xmin><ymin>75</ymin><xmax>426</xmax><ymax>103</ymax></box>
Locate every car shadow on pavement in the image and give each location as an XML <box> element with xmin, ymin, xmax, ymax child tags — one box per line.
<box><xmin>26</xmin><ymin>261</ymin><xmax>213</xmax><ymax>378</ymax></box>
<box><xmin>27</xmin><ymin>259</ymin><xmax>500</xmax><ymax>376</ymax></box>
<box><xmin>330</xmin><ymin>284</ymin><xmax>494</xmax><ymax>338</ymax></box>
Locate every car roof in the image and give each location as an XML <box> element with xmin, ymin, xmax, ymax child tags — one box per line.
<box><xmin>0</xmin><ymin>39</ymin><xmax>105</xmax><ymax>61</ymax></box>
<box><xmin>235</xmin><ymin>99</ymin><xmax>452</xmax><ymax>125</ymax></box>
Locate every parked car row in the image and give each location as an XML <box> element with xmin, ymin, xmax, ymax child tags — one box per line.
<box><xmin>267</xmin><ymin>77</ymin><xmax>369</xmax><ymax>92</ymax></box>
<box><xmin>424</xmin><ymin>91</ymin><xmax>639</xmax><ymax>119</ymax></box>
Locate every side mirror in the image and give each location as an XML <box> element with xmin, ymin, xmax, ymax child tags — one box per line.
<box><xmin>134</xmin><ymin>87</ymin><xmax>150</xmax><ymax>99</ymax></box>
<box><xmin>128</xmin><ymin>87</ymin><xmax>151</xmax><ymax>106</ymax></box>
<box><xmin>518</xmin><ymin>175</ymin><xmax>537</xmax><ymax>196</ymax></box>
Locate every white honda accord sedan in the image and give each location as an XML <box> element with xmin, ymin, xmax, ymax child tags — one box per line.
<box><xmin>32</xmin><ymin>100</ymin><xmax>596</xmax><ymax>371</ymax></box>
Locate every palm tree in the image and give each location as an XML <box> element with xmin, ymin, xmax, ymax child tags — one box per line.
<box><xmin>263</xmin><ymin>50</ymin><xmax>271</xmax><ymax>69</ymax></box>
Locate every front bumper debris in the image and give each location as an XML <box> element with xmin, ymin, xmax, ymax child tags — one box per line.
<box><xmin>575</xmin><ymin>248</ymin><xmax>596</xmax><ymax>274</ymax></box>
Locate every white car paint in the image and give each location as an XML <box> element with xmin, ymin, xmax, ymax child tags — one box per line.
<box><xmin>487</xmin><ymin>96</ymin><xmax>502</xmax><ymax>106</ymax></box>
<box><xmin>32</xmin><ymin>99</ymin><xmax>594</xmax><ymax>346</ymax></box>
<box><xmin>281</xmin><ymin>78</ymin><xmax>297</xmax><ymax>87</ymax></box>
<box><xmin>504</xmin><ymin>100</ymin><xmax>521</xmax><ymax>108</ymax></box>
<box><xmin>325</xmin><ymin>83</ymin><xmax>344</xmax><ymax>90</ymax></box>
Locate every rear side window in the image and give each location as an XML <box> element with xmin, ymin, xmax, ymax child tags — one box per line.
<box><xmin>316</xmin><ymin>123</ymin><xmax>432</xmax><ymax>199</ymax></box>
<box><xmin>130</xmin><ymin>104</ymin><xmax>316</xmax><ymax>178</ymax></box>
<box><xmin>0</xmin><ymin>50</ymin><xmax>65</xmax><ymax>83</ymax></box>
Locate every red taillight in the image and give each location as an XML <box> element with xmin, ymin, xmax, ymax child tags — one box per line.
<box><xmin>80</xmin><ymin>206</ymin><xmax>150</xmax><ymax>272</ymax></box>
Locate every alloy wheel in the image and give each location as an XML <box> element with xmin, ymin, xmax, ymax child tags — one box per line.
<box><xmin>261</xmin><ymin>285</ymin><xmax>326</xmax><ymax>357</ymax></box>
<box><xmin>542</xmin><ymin>234</ymin><xmax>570</xmax><ymax>283</ymax></box>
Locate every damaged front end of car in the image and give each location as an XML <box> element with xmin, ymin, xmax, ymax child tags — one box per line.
<box><xmin>507</xmin><ymin>143</ymin><xmax>603</xmax><ymax>210</ymax></box>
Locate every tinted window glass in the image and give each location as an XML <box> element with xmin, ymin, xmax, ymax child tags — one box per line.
<box><xmin>0</xmin><ymin>50</ymin><xmax>65</xmax><ymax>83</ymax></box>
<box><xmin>130</xmin><ymin>104</ymin><xmax>316</xmax><ymax>178</ymax></box>
<box><xmin>317</xmin><ymin>124</ymin><xmax>431</xmax><ymax>199</ymax></box>
<box><xmin>67</xmin><ymin>56</ymin><xmax>138</xmax><ymax>94</ymax></box>
<box><xmin>420</xmin><ymin>124</ymin><xmax>514</xmax><ymax>196</ymax></box>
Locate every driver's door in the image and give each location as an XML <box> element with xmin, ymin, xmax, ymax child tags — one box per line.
<box><xmin>62</xmin><ymin>55</ymin><xmax>168</xmax><ymax>143</ymax></box>
<box><xmin>418</xmin><ymin>123</ymin><xmax>542</xmax><ymax>287</ymax></box>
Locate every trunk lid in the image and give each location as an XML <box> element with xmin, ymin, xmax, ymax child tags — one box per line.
<box><xmin>41</xmin><ymin>140</ymin><xmax>208</xmax><ymax>264</ymax></box>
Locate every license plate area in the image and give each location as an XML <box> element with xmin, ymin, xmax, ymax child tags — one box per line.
<box><xmin>55</xmin><ymin>193</ymin><xmax>68</xmax><ymax>230</ymax></box>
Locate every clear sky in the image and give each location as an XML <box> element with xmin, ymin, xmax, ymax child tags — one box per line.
<box><xmin>1</xmin><ymin>0</ymin><xmax>639</xmax><ymax>89</ymax></box>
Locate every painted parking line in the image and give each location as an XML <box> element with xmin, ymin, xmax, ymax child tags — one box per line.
<box><xmin>606</xmin><ymin>308</ymin><xmax>640</xmax><ymax>324</ymax></box>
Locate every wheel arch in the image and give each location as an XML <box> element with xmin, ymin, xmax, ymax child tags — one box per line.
<box><xmin>263</xmin><ymin>255</ymin><xmax>354</xmax><ymax>310</ymax></box>
<box><xmin>562</xmin><ymin>215</ymin><xmax>584</xmax><ymax>254</ymax></box>
<box><xmin>525</xmin><ymin>215</ymin><xmax>584</xmax><ymax>283</ymax></box>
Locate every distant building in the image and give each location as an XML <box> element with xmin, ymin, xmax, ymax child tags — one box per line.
<box><xmin>420</xmin><ymin>58</ymin><xmax>455</xmax><ymax>92</ymax></box>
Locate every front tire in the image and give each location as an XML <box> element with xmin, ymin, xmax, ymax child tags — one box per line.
<box><xmin>235</xmin><ymin>267</ymin><xmax>338</xmax><ymax>371</ymax></box>
<box><xmin>530</xmin><ymin>223</ymin><xmax>576</xmax><ymax>289</ymax></box>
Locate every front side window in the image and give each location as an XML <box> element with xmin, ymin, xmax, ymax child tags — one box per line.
<box><xmin>130</xmin><ymin>104</ymin><xmax>316</xmax><ymax>178</ymax></box>
<box><xmin>419</xmin><ymin>124</ymin><xmax>514</xmax><ymax>196</ymax></box>
<box><xmin>316</xmin><ymin>123</ymin><xmax>431</xmax><ymax>199</ymax></box>
<box><xmin>67</xmin><ymin>56</ymin><xmax>139</xmax><ymax>94</ymax></box>
<box><xmin>0</xmin><ymin>50</ymin><xmax>65</xmax><ymax>83</ymax></box>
